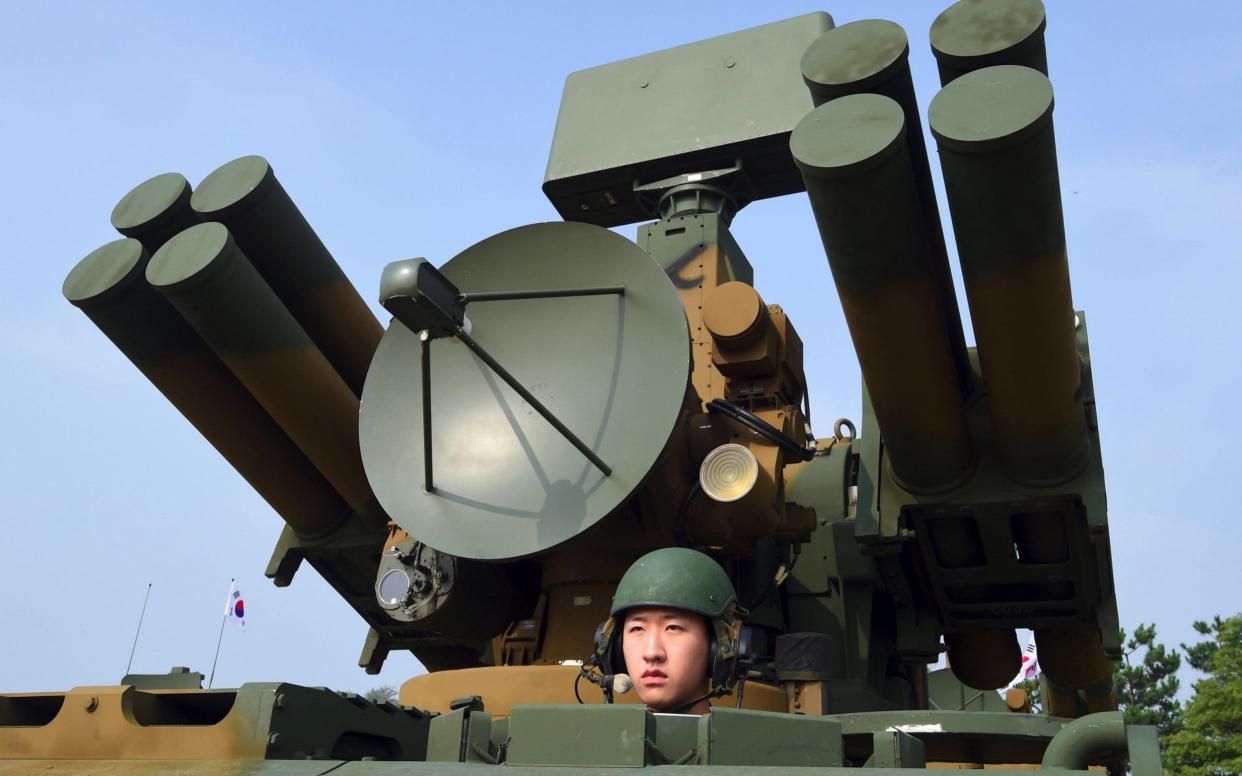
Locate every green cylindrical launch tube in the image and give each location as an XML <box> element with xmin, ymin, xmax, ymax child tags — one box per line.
<box><xmin>930</xmin><ymin>65</ymin><xmax>1089</xmax><ymax>485</ymax></box>
<box><xmin>147</xmin><ymin>222</ymin><xmax>380</xmax><ymax>517</ymax></box>
<box><xmin>1036</xmin><ymin>628</ymin><xmax>1114</xmax><ymax>689</ymax></box>
<box><xmin>110</xmin><ymin>172</ymin><xmax>201</xmax><ymax>256</ymax></box>
<box><xmin>930</xmin><ymin>0</ymin><xmax>1048</xmax><ymax>86</ymax></box>
<box><xmin>946</xmin><ymin>628</ymin><xmax>1022</xmax><ymax>691</ymax></box>
<box><xmin>801</xmin><ymin>19</ymin><xmax>972</xmax><ymax>398</ymax></box>
<box><xmin>191</xmin><ymin>155</ymin><xmax>382</xmax><ymax>396</ymax></box>
<box><xmin>64</xmin><ymin>237</ymin><xmax>351</xmax><ymax>538</ymax></box>
<box><xmin>791</xmin><ymin>94</ymin><xmax>972</xmax><ymax>493</ymax></box>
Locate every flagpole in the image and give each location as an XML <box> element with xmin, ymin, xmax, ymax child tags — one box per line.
<box><xmin>125</xmin><ymin>583</ymin><xmax>153</xmax><ymax>676</ymax></box>
<box><xmin>208</xmin><ymin>578</ymin><xmax>233</xmax><ymax>689</ymax></box>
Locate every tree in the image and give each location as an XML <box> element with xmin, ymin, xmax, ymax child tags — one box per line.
<box><xmin>1184</xmin><ymin>616</ymin><xmax>1230</xmax><ymax>672</ymax></box>
<box><xmin>1114</xmin><ymin>623</ymin><xmax>1183</xmax><ymax>741</ymax></box>
<box><xmin>365</xmin><ymin>685</ymin><xmax>398</xmax><ymax>704</ymax></box>
<box><xmin>1164</xmin><ymin>614</ymin><xmax>1242</xmax><ymax>776</ymax></box>
<box><xmin>1016</xmin><ymin>676</ymin><xmax>1043</xmax><ymax>713</ymax></box>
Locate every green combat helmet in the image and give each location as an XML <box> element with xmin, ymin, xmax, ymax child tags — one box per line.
<box><xmin>591</xmin><ymin>548</ymin><xmax>750</xmax><ymax>703</ymax></box>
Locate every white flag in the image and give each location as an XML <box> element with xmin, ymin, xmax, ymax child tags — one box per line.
<box><xmin>225</xmin><ymin>581</ymin><xmax>246</xmax><ymax>629</ymax></box>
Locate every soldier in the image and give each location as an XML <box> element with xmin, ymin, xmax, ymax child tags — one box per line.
<box><xmin>593</xmin><ymin>547</ymin><xmax>748</xmax><ymax>714</ymax></box>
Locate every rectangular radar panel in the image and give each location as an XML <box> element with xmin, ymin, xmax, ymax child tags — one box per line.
<box><xmin>543</xmin><ymin>13</ymin><xmax>833</xmax><ymax>227</ymax></box>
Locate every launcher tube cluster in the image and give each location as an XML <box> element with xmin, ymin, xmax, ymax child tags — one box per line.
<box><xmin>65</xmin><ymin>158</ymin><xmax>385</xmax><ymax>538</ymax></box>
<box><xmin>792</xmin><ymin>0</ymin><xmax>1106</xmax><ymax>698</ymax></box>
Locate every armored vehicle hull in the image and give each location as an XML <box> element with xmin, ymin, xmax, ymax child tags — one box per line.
<box><xmin>6</xmin><ymin>2</ymin><xmax>1161</xmax><ymax>775</ymax></box>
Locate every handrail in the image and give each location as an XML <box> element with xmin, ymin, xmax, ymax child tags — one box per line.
<box><xmin>1041</xmin><ymin>711</ymin><xmax>1126</xmax><ymax>771</ymax></box>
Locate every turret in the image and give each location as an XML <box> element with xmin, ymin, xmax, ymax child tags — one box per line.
<box><xmin>61</xmin><ymin>0</ymin><xmax>1122</xmax><ymax>721</ymax></box>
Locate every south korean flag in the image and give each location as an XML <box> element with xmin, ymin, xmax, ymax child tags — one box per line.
<box><xmin>225</xmin><ymin>581</ymin><xmax>246</xmax><ymax>629</ymax></box>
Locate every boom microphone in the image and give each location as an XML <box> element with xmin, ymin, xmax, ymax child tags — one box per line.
<box><xmin>611</xmin><ymin>673</ymin><xmax>633</xmax><ymax>694</ymax></box>
<box><xmin>579</xmin><ymin>667</ymin><xmax>633</xmax><ymax>701</ymax></box>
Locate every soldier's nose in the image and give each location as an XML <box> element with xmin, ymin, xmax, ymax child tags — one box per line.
<box><xmin>643</xmin><ymin>634</ymin><xmax>665</xmax><ymax>661</ymax></box>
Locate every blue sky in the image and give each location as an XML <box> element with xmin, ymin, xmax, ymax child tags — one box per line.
<box><xmin>2</xmin><ymin>2</ymin><xmax>1238</xmax><ymax>696</ymax></box>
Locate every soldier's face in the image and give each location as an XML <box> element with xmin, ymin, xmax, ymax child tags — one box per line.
<box><xmin>621</xmin><ymin>606</ymin><xmax>711</xmax><ymax>713</ymax></box>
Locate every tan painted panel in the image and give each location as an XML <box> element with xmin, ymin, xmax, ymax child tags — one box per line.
<box><xmin>400</xmin><ymin>664</ymin><xmax>784</xmax><ymax>717</ymax></box>
<box><xmin>0</xmin><ymin>686</ymin><xmax>261</xmax><ymax>760</ymax></box>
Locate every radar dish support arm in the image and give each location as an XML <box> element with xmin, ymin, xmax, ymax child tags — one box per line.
<box><xmin>379</xmin><ymin>258</ymin><xmax>622</xmax><ymax>492</ymax></box>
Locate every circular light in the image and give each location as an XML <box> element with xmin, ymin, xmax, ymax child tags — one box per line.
<box><xmin>699</xmin><ymin>443</ymin><xmax>759</xmax><ymax>502</ymax></box>
<box><xmin>377</xmin><ymin>569</ymin><xmax>412</xmax><ymax>607</ymax></box>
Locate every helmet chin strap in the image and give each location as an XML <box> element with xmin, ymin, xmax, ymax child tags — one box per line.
<box><xmin>668</xmin><ymin>682</ymin><xmax>731</xmax><ymax>714</ymax></box>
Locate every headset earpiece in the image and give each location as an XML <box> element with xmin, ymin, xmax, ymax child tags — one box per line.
<box><xmin>592</xmin><ymin>617</ymin><xmax>624</xmax><ymax>676</ymax></box>
<box><xmin>707</xmin><ymin>622</ymin><xmax>752</xmax><ymax>691</ymax></box>
<box><xmin>592</xmin><ymin>621</ymin><xmax>607</xmax><ymax>661</ymax></box>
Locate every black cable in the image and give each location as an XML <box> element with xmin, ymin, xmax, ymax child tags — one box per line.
<box><xmin>801</xmin><ymin>383</ymin><xmax>812</xmax><ymax>428</ymax></box>
<box><xmin>745</xmin><ymin>581</ymin><xmax>778</xmax><ymax>612</ymax></box>
<box><xmin>744</xmin><ymin>545</ymin><xmax>801</xmax><ymax>611</ymax></box>
<box><xmin>674</xmin><ymin>481</ymin><xmax>703</xmax><ymax>548</ymax></box>
<box><xmin>670</xmin><ymin>683</ymin><xmax>732</xmax><ymax>715</ymax></box>
<box><xmin>706</xmin><ymin>399</ymin><xmax>813</xmax><ymax>461</ymax></box>
<box><xmin>574</xmin><ymin>670</ymin><xmax>586</xmax><ymax>704</ymax></box>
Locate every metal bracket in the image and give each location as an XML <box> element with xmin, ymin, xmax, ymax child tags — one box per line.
<box><xmin>420</xmin><ymin>285</ymin><xmax>625</xmax><ymax>491</ymax></box>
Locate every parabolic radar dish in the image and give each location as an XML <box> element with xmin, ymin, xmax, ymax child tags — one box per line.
<box><xmin>360</xmin><ymin>221</ymin><xmax>690</xmax><ymax>560</ymax></box>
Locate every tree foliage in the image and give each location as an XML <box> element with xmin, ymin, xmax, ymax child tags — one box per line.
<box><xmin>365</xmin><ymin>684</ymin><xmax>398</xmax><ymax>704</ymax></box>
<box><xmin>1184</xmin><ymin>616</ymin><xmax>1230</xmax><ymax>673</ymax></box>
<box><xmin>1114</xmin><ymin>623</ymin><xmax>1183</xmax><ymax>740</ymax></box>
<box><xmin>1164</xmin><ymin>614</ymin><xmax>1242</xmax><ymax>776</ymax></box>
<box><xmin>1017</xmin><ymin>676</ymin><xmax>1042</xmax><ymax>713</ymax></box>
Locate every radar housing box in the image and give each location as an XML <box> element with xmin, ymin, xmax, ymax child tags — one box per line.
<box><xmin>543</xmin><ymin>12</ymin><xmax>833</xmax><ymax>226</ymax></box>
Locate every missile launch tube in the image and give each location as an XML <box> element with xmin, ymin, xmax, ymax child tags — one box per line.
<box><xmin>1036</xmin><ymin>627</ymin><xmax>1115</xmax><ymax>689</ymax></box>
<box><xmin>791</xmin><ymin>94</ymin><xmax>972</xmax><ymax>493</ymax></box>
<box><xmin>63</xmin><ymin>238</ymin><xmax>351</xmax><ymax>538</ymax></box>
<box><xmin>191</xmin><ymin>155</ymin><xmax>382</xmax><ymax>397</ymax></box>
<box><xmin>930</xmin><ymin>65</ymin><xmax>1090</xmax><ymax>485</ymax></box>
<box><xmin>146</xmin><ymin>222</ymin><xmax>380</xmax><ymax>517</ymax></box>
<box><xmin>930</xmin><ymin>0</ymin><xmax>1048</xmax><ymax>86</ymax></box>
<box><xmin>109</xmin><ymin>172</ymin><xmax>201</xmax><ymax>256</ymax></box>
<box><xmin>946</xmin><ymin>628</ymin><xmax>1022</xmax><ymax>691</ymax></box>
<box><xmin>801</xmin><ymin>20</ymin><xmax>972</xmax><ymax>397</ymax></box>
